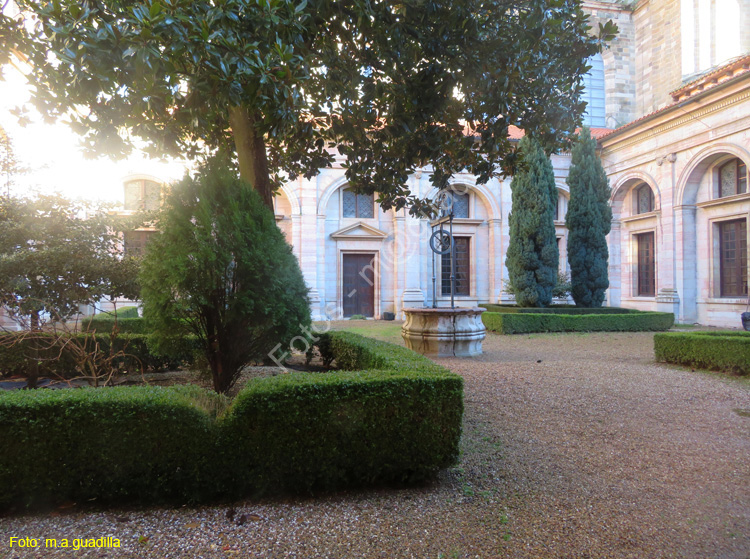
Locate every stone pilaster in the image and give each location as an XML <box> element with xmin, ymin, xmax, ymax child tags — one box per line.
<box><xmin>607</xmin><ymin>219</ymin><xmax>622</xmax><ymax>308</ymax></box>
<box><xmin>674</xmin><ymin>205</ymin><xmax>698</xmax><ymax>323</ymax></box>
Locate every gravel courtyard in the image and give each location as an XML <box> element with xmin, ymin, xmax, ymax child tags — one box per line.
<box><xmin>2</xmin><ymin>325</ymin><xmax>748</xmax><ymax>559</ymax></box>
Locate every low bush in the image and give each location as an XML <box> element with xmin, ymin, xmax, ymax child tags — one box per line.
<box><xmin>0</xmin><ymin>332</ymin><xmax>463</xmax><ymax>509</ymax></box>
<box><xmin>317</xmin><ymin>331</ymin><xmax>447</xmax><ymax>373</ymax></box>
<box><xmin>483</xmin><ymin>310</ymin><xmax>674</xmax><ymax>334</ymax></box>
<box><xmin>0</xmin><ymin>332</ymin><xmax>199</xmax><ymax>378</ymax></box>
<box><xmin>104</xmin><ymin>306</ymin><xmax>140</xmax><ymax>319</ymax></box>
<box><xmin>654</xmin><ymin>331</ymin><xmax>750</xmax><ymax>375</ymax></box>
<box><xmin>0</xmin><ymin>385</ymin><xmax>224</xmax><ymax>509</ymax></box>
<box><xmin>82</xmin><ymin>316</ymin><xmax>149</xmax><ymax>334</ymax></box>
<box><xmin>221</xmin><ymin>331</ymin><xmax>462</xmax><ymax>495</ymax></box>
<box><xmin>0</xmin><ymin>332</ymin><xmax>77</xmax><ymax>378</ymax></box>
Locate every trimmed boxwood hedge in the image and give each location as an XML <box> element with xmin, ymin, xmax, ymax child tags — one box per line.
<box><xmin>0</xmin><ymin>331</ymin><xmax>462</xmax><ymax>509</ymax></box>
<box><xmin>0</xmin><ymin>385</ymin><xmax>224</xmax><ymax>508</ymax></box>
<box><xmin>654</xmin><ymin>331</ymin><xmax>750</xmax><ymax>375</ymax></box>
<box><xmin>82</xmin><ymin>316</ymin><xmax>149</xmax><ymax>334</ymax></box>
<box><xmin>480</xmin><ymin>304</ymin><xmax>638</xmax><ymax>315</ymax></box>
<box><xmin>483</xmin><ymin>310</ymin><xmax>674</xmax><ymax>334</ymax></box>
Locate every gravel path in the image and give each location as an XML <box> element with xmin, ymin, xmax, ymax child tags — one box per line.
<box><xmin>2</xmin><ymin>329</ymin><xmax>749</xmax><ymax>558</ymax></box>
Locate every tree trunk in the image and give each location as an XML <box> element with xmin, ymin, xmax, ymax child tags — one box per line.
<box><xmin>27</xmin><ymin>310</ymin><xmax>40</xmax><ymax>389</ymax></box>
<box><xmin>228</xmin><ymin>106</ymin><xmax>274</xmax><ymax>210</ymax></box>
<box><xmin>207</xmin><ymin>334</ymin><xmax>230</xmax><ymax>394</ymax></box>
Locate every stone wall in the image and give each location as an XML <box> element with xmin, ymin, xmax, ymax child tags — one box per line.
<box><xmin>633</xmin><ymin>0</ymin><xmax>683</xmax><ymax>117</ymax></box>
<box><xmin>600</xmin><ymin>73</ymin><xmax>750</xmax><ymax>326</ymax></box>
<box><xmin>584</xmin><ymin>1</ymin><xmax>637</xmax><ymax>127</ymax></box>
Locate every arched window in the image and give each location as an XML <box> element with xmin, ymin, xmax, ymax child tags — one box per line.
<box><xmin>342</xmin><ymin>187</ymin><xmax>374</xmax><ymax>218</ymax></box>
<box><xmin>124</xmin><ymin>179</ymin><xmax>161</xmax><ymax>211</ymax></box>
<box><xmin>440</xmin><ymin>191</ymin><xmax>470</xmax><ymax>218</ymax></box>
<box><xmin>634</xmin><ymin>183</ymin><xmax>655</xmax><ymax>214</ymax></box>
<box><xmin>581</xmin><ymin>54</ymin><xmax>605</xmax><ymax>127</ymax></box>
<box><xmin>718</xmin><ymin>158</ymin><xmax>748</xmax><ymax>198</ymax></box>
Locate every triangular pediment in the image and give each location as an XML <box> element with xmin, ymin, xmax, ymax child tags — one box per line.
<box><xmin>330</xmin><ymin>221</ymin><xmax>388</xmax><ymax>240</ymax></box>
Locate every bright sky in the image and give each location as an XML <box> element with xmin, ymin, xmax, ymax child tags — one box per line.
<box><xmin>0</xmin><ymin>65</ymin><xmax>190</xmax><ymax>205</ymax></box>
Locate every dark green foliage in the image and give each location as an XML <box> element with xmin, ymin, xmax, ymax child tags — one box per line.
<box><xmin>96</xmin><ymin>306</ymin><xmax>140</xmax><ymax>319</ymax></box>
<box><xmin>654</xmin><ymin>332</ymin><xmax>750</xmax><ymax>375</ymax></box>
<box><xmin>504</xmin><ymin>271</ymin><xmax>571</xmax><ymax>301</ymax></box>
<box><xmin>221</xmin><ymin>376</ymin><xmax>462</xmax><ymax>494</ymax></box>
<box><xmin>4</xmin><ymin>0</ymin><xmax>615</xmax><ymax>212</ymax></box>
<box><xmin>0</xmin><ymin>333</ymin><xmax>462</xmax><ymax>509</ymax></box>
<box><xmin>552</xmin><ymin>271</ymin><xmax>572</xmax><ymax>300</ymax></box>
<box><xmin>83</xmin><ymin>317</ymin><xmax>149</xmax><ymax>335</ymax></box>
<box><xmin>0</xmin><ymin>331</ymin><xmax>199</xmax><ymax>377</ymax></box>
<box><xmin>565</xmin><ymin>127</ymin><xmax>612</xmax><ymax>307</ymax></box>
<box><xmin>0</xmin><ymin>195</ymin><xmax>140</xmax><ymax>327</ymax></box>
<box><xmin>318</xmin><ymin>331</ymin><xmax>450</xmax><ymax>374</ymax></box>
<box><xmin>219</xmin><ymin>330</ymin><xmax>462</xmax><ymax>495</ymax></box>
<box><xmin>483</xmin><ymin>311</ymin><xmax>674</xmax><ymax>334</ymax></box>
<box><xmin>139</xmin><ymin>161</ymin><xmax>311</xmax><ymax>394</ymax></box>
<box><xmin>506</xmin><ymin>136</ymin><xmax>559</xmax><ymax>307</ymax></box>
<box><xmin>0</xmin><ymin>385</ymin><xmax>224</xmax><ymax>509</ymax></box>
<box><xmin>0</xmin><ymin>332</ymin><xmax>74</xmax><ymax>378</ymax></box>
<box><xmin>481</xmin><ymin>304</ymin><xmax>637</xmax><ymax>315</ymax></box>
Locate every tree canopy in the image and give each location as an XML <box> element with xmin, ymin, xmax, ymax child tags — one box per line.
<box><xmin>0</xmin><ymin>194</ymin><xmax>140</xmax><ymax>328</ymax></box>
<box><xmin>0</xmin><ymin>127</ymin><xmax>27</xmax><ymax>197</ymax></box>
<box><xmin>2</xmin><ymin>0</ymin><xmax>616</xmax><ymax>212</ymax></box>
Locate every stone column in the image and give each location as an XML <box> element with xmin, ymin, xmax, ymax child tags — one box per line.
<box><xmin>607</xmin><ymin>219</ymin><xmax>622</xmax><ymax>308</ymax></box>
<box><xmin>499</xmin><ymin>177</ymin><xmax>515</xmax><ymax>304</ymax></box>
<box><xmin>400</xmin><ymin>175</ymin><xmax>425</xmax><ymax>315</ymax></box>
<box><xmin>674</xmin><ymin>204</ymin><xmax>698</xmax><ymax>323</ymax></box>
<box><xmin>392</xmin><ymin>211</ymin><xmax>404</xmax><ymax>318</ymax></box>
<box><xmin>315</xmin><ymin>212</ymin><xmax>327</xmax><ymax>320</ymax></box>
<box><xmin>488</xmin><ymin>218</ymin><xmax>503</xmax><ymax>303</ymax></box>
<box><xmin>299</xmin><ymin>177</ymin><xmax>322</xmax><ymax>320</ymax></box>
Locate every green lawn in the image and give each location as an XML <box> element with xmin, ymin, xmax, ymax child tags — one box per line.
<box><xmin>321</xmin><ymin>320</ymin><xmax>406</xmax><ymax>346</ymax></box>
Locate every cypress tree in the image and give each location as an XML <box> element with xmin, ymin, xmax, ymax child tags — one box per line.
<box><xmin>506</xmin><ymin>136</ymin><xmax>559</xmax><ymax>307</ymax></box>
<box><xmin>565</xmin><ymin>127</ymin><xmax>612</xmax><ymax>307</ymax></box>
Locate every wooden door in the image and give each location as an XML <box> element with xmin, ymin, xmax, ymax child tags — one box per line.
<box><xmin>342</xmin><ymin>253</ymin><xmax>375</xmax><ymax>317</ymax></box>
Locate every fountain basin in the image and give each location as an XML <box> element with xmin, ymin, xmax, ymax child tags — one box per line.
<box><xmin>402</xmin><ymin>307</ymin><xmax>486</xmax><ymax>357</ymax></box>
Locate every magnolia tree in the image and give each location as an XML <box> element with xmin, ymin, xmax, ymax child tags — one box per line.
<box><xmin>2</xmin><ymin>0</ymin><xmax>616</xmax><ymax>212</ymax></box>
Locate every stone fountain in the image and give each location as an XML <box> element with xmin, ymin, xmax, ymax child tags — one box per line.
<box><xmin>402</xmin><ymin>306</ymin><xmax>486</xmax><ymax>357</ymax></box>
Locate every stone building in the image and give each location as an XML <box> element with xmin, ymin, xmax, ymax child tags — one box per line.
<box><xmin>596</xmin><ymin>0</ymin><xmax>750</xmax><ymax>326</ymax></box>
<box><xmin>114</xmin><ymin>0</ymin><xmax>748</xmax><ymax>328</ymax></box>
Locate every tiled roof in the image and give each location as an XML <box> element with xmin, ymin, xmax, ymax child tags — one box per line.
<box><xmin>506</xmin><ymin>126</ymin><xmax>612</xmax><ymax>141</ymax></box>
<box><xmin>589</xmin><ymin>127</ymin><xmax>613</xmax><ymax>139</ymax></box>
<box><xmin>670</xmin><ymin>54</ymin><xmax>750</xmax><ymax>101</ymax></box>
